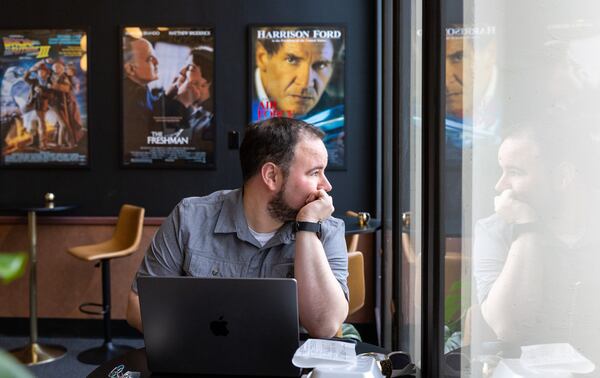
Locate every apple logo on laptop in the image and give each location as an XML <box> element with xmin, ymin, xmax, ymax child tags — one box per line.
<box><xmin>210</xmin><ymin>315</ymin><xmax>229</xmax><ymax>336</ymax></box>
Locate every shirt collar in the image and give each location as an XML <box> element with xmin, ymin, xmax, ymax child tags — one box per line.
<box><xmin>214</xmin><ymin>189</ymin><xmax>247</xmax><ymax>234</ymax></box>
<box><xmin>214</xmin><ymin>188</ymin><xmax>295</xmax><ymax>246</ymax></box>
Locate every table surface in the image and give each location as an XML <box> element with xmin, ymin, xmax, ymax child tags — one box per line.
<box><xmin>0</xmin><ymin>203</ymin><xmax>76</xmax><ymax>213</ymax></box>
<box><xmin>340</xmin><ymin>216</ymin><xmax>381</xmax><ymax>235</ymax></box>
<box><xmin>89</xmin><ymin>343</ymin><xmax>388</xmax><ymax>378</ymax></box>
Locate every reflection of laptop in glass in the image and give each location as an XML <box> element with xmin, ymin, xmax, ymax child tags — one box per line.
<box><xmin>138</xmin><ymin>276</ymin><xmax>301</xmax><ymax>377</ymax></box>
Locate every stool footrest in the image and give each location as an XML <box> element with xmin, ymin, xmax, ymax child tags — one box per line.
<box><xmin>79</xmin><ymin>302</ymin><xmax>107</xmax><ymax>316</ymax></box>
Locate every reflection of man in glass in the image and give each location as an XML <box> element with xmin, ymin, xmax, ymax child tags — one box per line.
<box><xmin>444</xmin><ymin>26</ymin><xmax>499</xmax><ymax>235</ymax></box>
<box><xmin>473</xmin><ymin>122</ymin><xmax>600</xmax><ymax>370</ymax></box>
<box><xmin>445</xmin><ymin>27</ymin><xmax>497</xmax><ymax>131</ymax></box>
<box><xmin>446</xmin><ymin>36</ymin><xmax>471</xmax><ymax>120</ymax></box>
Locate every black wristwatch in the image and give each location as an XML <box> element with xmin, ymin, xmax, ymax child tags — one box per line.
<box><xmin>294</xmin><ymin>221</ymin><xmax>322</xmax><ymax>238</ymax></box>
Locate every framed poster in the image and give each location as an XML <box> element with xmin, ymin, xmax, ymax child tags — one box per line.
<box><xmin>249</xmin><ymin>25</ymin><xmax>346</xmax><ymax>169</ymax></box>
<box><xmin>121</xmin><ymin>26</ymin><xmax>215</xmax><ymax>168</ymax></box>
<box><xmin>0</xmin><ymin>29</ymin><xmax>89</xmax><ymax>167</ymax></box>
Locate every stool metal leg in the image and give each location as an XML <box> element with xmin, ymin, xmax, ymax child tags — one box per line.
<box><xmin>10</xmin><ymin>211</ymin><xmax>66</xmax><ymax>365</ymax></box>
<box><xmin>77</xmin><ymin>259</ymin><xmax>133</xmax><ymax>365</ymax></box>
<box><xmin>103</xmin><ymin>258</ymin><xmax>111</xmax><ymax>344</ymax></box>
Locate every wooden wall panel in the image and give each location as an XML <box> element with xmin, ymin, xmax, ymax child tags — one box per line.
<box><xmin>0</xmin><ymin>220</ymin><xmax>158</xmax><ymax>320</ymax></box>
<box><xmin>0</xmin><ymin>218</ymin><xmax>376</xmax><ymax>324</ymax></box>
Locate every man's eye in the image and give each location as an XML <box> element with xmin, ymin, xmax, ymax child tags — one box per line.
<box><xmin>448</xmin><ymin>52</ymin><xmax>463</xmax><ymax>63</ymax></box>
<box><xmin>507</xmin><ymin>168</ymin><xmax>524</xmax><ymax>176</ymax></box>
<box><xmin>286</xmin><ymin>55</ymin><xmax>298</xmax><ymax>64</ymax></box>
<box><xmin>314</xmin><ymin>62</ymin><xmax>331</xmax><ymax>71</ymax></box>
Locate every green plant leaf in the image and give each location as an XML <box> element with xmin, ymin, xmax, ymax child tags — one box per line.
<box><xmin>0</xmin><ymin>252</ymin><xmax>28</xmax><ymax>285</ymax></box>
<box><xmin>445</xmin><ymin>280</ymin><xmax>462</xmax><ymax>326</ymax></box>
<box><xmin>0</xmin><ymin>350</ymin><xmax>34</xmax><ymax>378</ymax></box>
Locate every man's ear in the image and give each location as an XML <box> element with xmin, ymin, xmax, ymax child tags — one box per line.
<box><xmin>256</xmin><ymin>44</ymin><xmax>270</xmax><ymax>72</ymax></box>
<box><xmin>124</xmin><ymin>62</ymin><xmax>135</xmax><ymax>78</ymax></box>
<box><xmin>261</xmin><ymin>162</ymin><xmax>282</xmax><ymax>191</ymax></box>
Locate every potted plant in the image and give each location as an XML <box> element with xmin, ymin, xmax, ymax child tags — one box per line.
<box><xmin>0</xmin><ymin>252</ymin><xmax>34</xmax><ymax>378</ymax></box>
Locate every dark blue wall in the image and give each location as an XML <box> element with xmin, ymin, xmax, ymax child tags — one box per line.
<box><xmin>0</xmin><ymin>0</ymin><xmax>376</xmax><ymax>217</ymax></box>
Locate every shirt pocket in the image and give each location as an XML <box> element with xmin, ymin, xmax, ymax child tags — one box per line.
<box><xmin>270</xmin><ymin>262</ymin><xmax>295</xmax><ymax>279</ymax></box>
<box><xmin>184</xmin><ymin>253</ymin><xmax>244</xmax><ymax>278</ymax></box>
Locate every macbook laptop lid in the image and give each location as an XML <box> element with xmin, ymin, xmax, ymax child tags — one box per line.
<box><xmin>138</xmin><ymin>276</ymin><xmax>301</xmax><ymax>376</ymax></box>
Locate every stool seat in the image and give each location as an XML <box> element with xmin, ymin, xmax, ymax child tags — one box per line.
<box><xmin>68</xmin><ymin>204</ymin><xmax>144</xmax><ymax>262</ymax></box>
<box><xmin>68</xmin><ymin>239</ymin><xmax>139</xmax><ymax>261</ymax></box>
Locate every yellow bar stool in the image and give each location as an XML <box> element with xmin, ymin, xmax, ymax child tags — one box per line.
<box><xmin>67</xmin><ymin>204</ymin><xmax>144</xmax><ymax>365</ymax></box>
<box><xmin>336</xmin><ymin>251</ymin><xmax>366</xmax><ymax>337</ymax></box>
<box><xmin>347</xmin><ymin>251</ymin><xmax>366</xmax><ymax>315</ymax></box>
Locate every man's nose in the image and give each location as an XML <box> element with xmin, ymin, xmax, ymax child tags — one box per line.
<box><xmin>296</xmin><ymin>64</ymin><xmax>316</xmax><ymax>89</ymax></box>
<box><xmin>494</xmin><ymin>174</ymin><xmax>509</xmax><ymax>192</ymax></box>
<box><xmin>445</xmin><ymin>71</ymin><xmax>460</xmax><ymax>86</ymax></box>
<box><xmin>319</xmin><ymin>175</ymin><xmax>332</xmax><ymax>192</ymax></box>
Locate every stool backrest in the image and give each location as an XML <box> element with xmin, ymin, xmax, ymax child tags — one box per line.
<box><xmin>112</xmin><ymin>204</ymin><xmax>145</xmax><ymax>253</ymax></box>
<box><xmin>348</xmin><ymin>251</ymin><xmax>365</xmax><ymax>315</ymax></box>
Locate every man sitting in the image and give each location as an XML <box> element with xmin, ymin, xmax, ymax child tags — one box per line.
<box><xmin>126</xmin><ymin>117</ymin><xmax>349</xmax><ymax>338</ymax></box>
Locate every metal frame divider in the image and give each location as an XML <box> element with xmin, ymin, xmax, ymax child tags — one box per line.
<box><xmin>421</xmin><ymin>0</ymin><xmax>446</xmax><ymax>376</ymax></box>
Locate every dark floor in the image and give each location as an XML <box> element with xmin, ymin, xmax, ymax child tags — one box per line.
<box><xmin>0</xmin><ymin>319</ymin><xmax>378</xmax><ymax>377</ymax></box>
<box><xmin>0</xmin><ymin>336</ymin><xmax>144</xmax><ymax>377</ymax></box>
<box><xmin>0</xmin><ymin>319</ymin><xmax>144</xmax><ymax>377</ymax></box>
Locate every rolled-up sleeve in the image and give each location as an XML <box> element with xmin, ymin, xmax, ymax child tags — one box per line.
<box><xmin>322</xmin><ymin>218</ymin><xmax>349</xmax><ymax>301</ymax></box>
<box><xmin>131</xmin><ymin>203</ymin><xmax>185</xmax><ymax>293</ymax></box>
<box><xmin>473</xmin><ymin>215</ymin><xmax>513</xmax><ymax>304</ymax></box>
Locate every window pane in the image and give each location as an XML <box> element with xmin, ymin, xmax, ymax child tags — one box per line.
<box><xmin>445</xmin><ymin>1</ymin><xmax>600</xmax><ymax>376</ymax></box>
<box><xmin>397</xmin><ymin>0</ymin><xmax>422</xmax><ymax>370</ymax></box>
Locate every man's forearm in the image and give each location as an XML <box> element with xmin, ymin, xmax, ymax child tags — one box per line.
<box><xmin>126</xmin><ymin>291</ymin><xmax>143</xmax><ymax>333</ymax></box>
<box><xmin>294</xmin><ymin>232</ymin><xmax>348</xmax><ymax>338</ymax></box>
<box><xmin>481</xmin><ymin>232</ymin><xmax>544</xmax><ymax>341</ymax></box>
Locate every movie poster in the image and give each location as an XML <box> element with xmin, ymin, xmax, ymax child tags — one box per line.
<box><xmin>121</xmin><ymin>26</ymin><xmax>215</xmax><ymax>168</ymax></box>
<box><xmin>250</xmin><ymin>26</ymin><xmax>346</xmax><ymax>169</ymax></box>
<box><xmin>0</xmin><ymin>29</ymin><xmax>88</xmax><ymax>166</ymax></box>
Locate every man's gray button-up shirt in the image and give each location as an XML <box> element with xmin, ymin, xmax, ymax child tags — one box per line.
<box><xmin>132</xmin><ymin>189</ymin><xmax>349</xmax><ymax>300</ymax></box>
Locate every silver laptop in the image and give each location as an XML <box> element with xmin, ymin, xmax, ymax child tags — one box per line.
<box><xmin>138</xmin><ymin>276</ymin><xmax>301</xmax><ymax>376</ymax></box>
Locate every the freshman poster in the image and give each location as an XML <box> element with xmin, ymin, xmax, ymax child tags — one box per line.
<box><xmin>0</xmin><ymin>29</ymin><xmax>88</xmax><ymax>166</ymax></box>
<box><xmin>121</xmin><ymin>26</ymin><xmax>215</xmax><ymax>168</ymax></box>
<box><xmin>250</xmin><ymin>26</ymin><xmax>346</xmax><ymax>169</ymax></box>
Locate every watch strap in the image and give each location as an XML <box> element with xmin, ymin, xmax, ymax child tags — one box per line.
<box><xmin>294</xmin><ymin>221</ymin><xmax>322</xmax><ymax>237</ymax></box>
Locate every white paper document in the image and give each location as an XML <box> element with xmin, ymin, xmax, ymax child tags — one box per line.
<box><xmin>292</xmin><ymin>339</ymin><xmax>357</xmax><ymax>368</ymax></box>
<box><xmin>520</xmin><ymin>343</ymin><xmax>595</xmax><ymax>374</ymax></box>
<box><xmin>492</xmin><ymin>343</ymin><xmax>595</xmax><ymax>378</ymax></box>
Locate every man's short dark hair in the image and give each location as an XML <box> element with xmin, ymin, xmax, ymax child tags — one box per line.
<box><xmin>257</xmin><ymin>27</ymin><xmax>344</xmax><ymax>60</ymax></box>
<box><xmin>191</xmin><ymin>46</ymin><xmax>213</xmax><ymax>84</ymax></box>
<box><xmin>240</xmin><ymin>117</ymin><xmax>325</xmax><ymax>183</ymax></box>
<box><xmin>501</xmin><ymin>115</ymin><xmax>600</xmax><ymax>188</ymax></box>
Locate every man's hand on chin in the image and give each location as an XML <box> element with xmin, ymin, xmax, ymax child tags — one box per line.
<box><xmin>494</xmin><ymin>189</ymin><xmax>537</xmax><ymax>225</ymax></box>
<box><xmin>296</xmin><ymin>190</ymin><xmax>334</xmax><ymax>222</ymax></box>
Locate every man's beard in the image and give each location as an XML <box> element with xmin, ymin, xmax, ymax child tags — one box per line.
<box><xmin>267</xmin><ymin>185</ymin><xmax>299</xmax><ymax>222</ymax></box>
